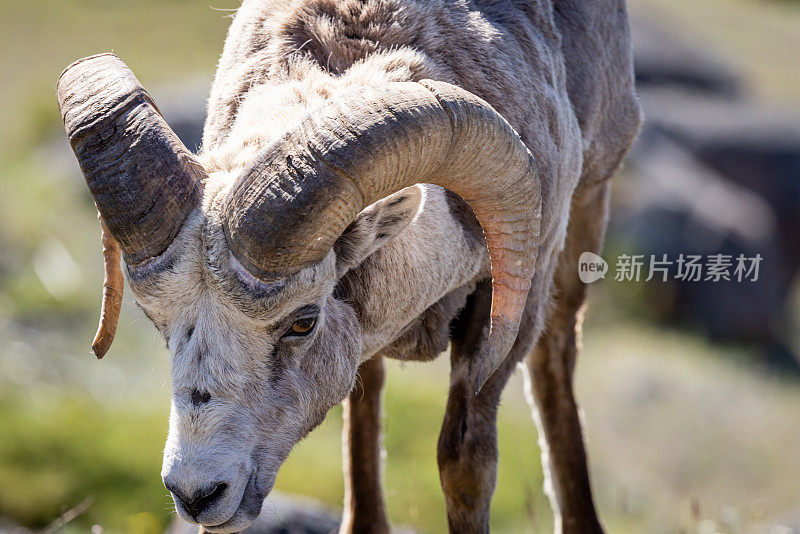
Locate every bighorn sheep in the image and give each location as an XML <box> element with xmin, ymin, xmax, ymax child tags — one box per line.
<box><xmin>57</xmin><ymin>0</ymin><xmax>641</xmax><ymax>532</ymax></box>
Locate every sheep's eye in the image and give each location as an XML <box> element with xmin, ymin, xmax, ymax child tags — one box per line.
<box><xmin>286</xmin><ymin>317</ymin><xmax>316</xmax><ymax>337</ymax></box>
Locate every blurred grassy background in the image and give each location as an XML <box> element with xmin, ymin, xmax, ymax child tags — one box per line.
<box><xmin>1</xmin><ymin>1</ymin><xmax>800</xmax><ymax>533</ymax></box>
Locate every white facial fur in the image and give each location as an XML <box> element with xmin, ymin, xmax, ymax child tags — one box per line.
<box><xmin>126</xmin><ymin>176</ymin><xmax>425</xmax><ymax>532</ymax></box>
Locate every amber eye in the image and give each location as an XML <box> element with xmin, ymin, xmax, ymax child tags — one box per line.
<box><xmin>286</xmin><ymin>317</ymin><xmax>316</xmax><ymax>337</ymax></box>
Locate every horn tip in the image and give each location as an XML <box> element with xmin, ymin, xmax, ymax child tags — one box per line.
<box><xmin>474</xmin><ymin>369</ymin><xmax>488</xmax><ymax>396</ymax></box>
<box><xmin>474</xmin><ymin>314</ymin><xmax>523</xmax><ymax>394</ymax></box>
<box><xmin>91</xmin><ymin>336</ymin><xmax>110</xmax><ymax>359</ymax></box>
<box><xmin>473</xmin><ymin>344</ymin><xmax>503</xmax><ymax>395</ymax></box>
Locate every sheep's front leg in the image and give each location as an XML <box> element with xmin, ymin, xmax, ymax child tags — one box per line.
<box><xmin>340</xmin><ymin>354</ymin><xmax>390</xmax><ymax>534</ymax></box>
<box><xmin>522</xmin><ymin>182</ymin><xmax>610</xmax><ymax>534</ymax></box>
<box><xmin>437</xmin><ymin>281</ymin><xmax>523</xmax><ymax>533</ymax></box>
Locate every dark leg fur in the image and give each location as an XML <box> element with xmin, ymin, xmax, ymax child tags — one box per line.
<box><xmin>437</xmin><ymin>280</ymin><xmax>537</xmax><ymax>533</ymax></box>
<box><xmin>340</xmin><ymin>354</ymin><xmax>391</xmax><ymax>534</ymax></box>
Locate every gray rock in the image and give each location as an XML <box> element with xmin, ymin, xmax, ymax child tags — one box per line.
<box><xmin>168</xmin><ymin>493</ymin><xmax>340</xmax><ymax>534</ymax></box>
<box><xmin>631</xmin><ymin>15</ymin><xmax>742</xmax><ymax>99</ymax></box>
<box><xmin>167</xmin><ymin>492</ymin><xmax>418</xmax><ymax>534</ymax></box>
<box><xmin>619</xmin><ymin>129</ymin><xmax>799</xmax><ymax>371</ymax></box>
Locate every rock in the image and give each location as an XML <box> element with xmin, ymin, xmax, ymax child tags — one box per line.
<box><xmin>631</xmin><ymin>15</ymin><xmax>742</xmax><ymax>99</ymax></box>
<box><xmin>619</xmin><ymin>130</ymin><xmax>800</xmax><ymax>371</ymax></box>
<box><xmin>167</xmin><ymin>492</ymin><xmax>418</xmax><ymax>534</ymax></box>
<box><xmin>168</xmin><ymin>492</ymin><xmax>341</xmax><ymax>534</ymax></box>
<box><xmin>618</xmin><ymin>14</ymin><xmax>800</xmax><ymax>370</ymax></box>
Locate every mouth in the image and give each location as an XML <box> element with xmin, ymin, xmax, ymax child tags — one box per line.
<box><xmin>198</xmin><ymin>471</ymin><xmax>268</xmax><ymax>533</ymax></box>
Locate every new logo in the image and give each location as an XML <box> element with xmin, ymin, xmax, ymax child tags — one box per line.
<box><xmin>578</xmin><ymin>252</ymin><xmax>608</xmax><ymax>284</ymax></box>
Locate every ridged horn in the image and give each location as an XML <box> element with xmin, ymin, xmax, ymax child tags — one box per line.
<box><xmin>223</xmin><ymin>80</ymin><xmax>541</xmax><ymax>392</ymax></box>
<box><xmin>57</xmin><ymin>53</ymin><xmax>204</xmax><ymax>264</ymax></box>
<box><xmin>92</xmin><ymin>215</ymin><xmax>123</xmax><ymax>359</ymax></box>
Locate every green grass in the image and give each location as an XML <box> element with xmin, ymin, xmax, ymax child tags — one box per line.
<box><xmin>578</xmin><ymin>320</ymin><xmax>800</xmax><ymax>534</ymax></box>
<box><xmin>0</xmin><ymin>391</ymin><xmax>170</xmax><ymax>532</ymax></box>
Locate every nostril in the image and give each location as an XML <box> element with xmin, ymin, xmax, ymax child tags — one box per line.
<box><xmin>201</xmin><ymin>482</ymin><xmax>227</xmax><ymax>505</ymax></box>
<box><xmin>190</xmin><ymin>388</ymin><xmax>211</xmax><ymax>406</ymax></box>
<box><xmin>189</xmin><ymin>483</ymin><xmax>227</xmax><ymax>517</ymax></box>
<box><xmin>165</xmin><ymin>481</ymin><xmax>227</xmax><ymax>519</ymax></box>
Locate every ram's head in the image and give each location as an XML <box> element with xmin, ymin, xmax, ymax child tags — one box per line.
<box><xmin>58</xmin><ymin>54</ymin><xmax>540</xmax><ymax>532</ymax></box>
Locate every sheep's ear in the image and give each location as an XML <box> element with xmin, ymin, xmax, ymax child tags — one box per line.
<box><xmin>334</xmin><ymin>185</ymin><xmax>423</xmax><ymax>277</ymax></box>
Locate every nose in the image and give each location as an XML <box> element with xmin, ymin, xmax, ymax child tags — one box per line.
<box><xmin>164</xmin><ymin>479</ymin><xmax>228</xmax><ymax>519</ymax></box>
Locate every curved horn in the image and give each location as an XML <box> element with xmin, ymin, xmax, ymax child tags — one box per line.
<box><xmin>57</xmin><ymin>53</ymin><xmax>204</xmax><ymax>264</ymax></box>
<box><xmin>92</xmin><ymin>215</ymin><xmax>123</xmax><ymax>359</ymax></box>
<box><xmin>223</xmin><ymin>80</ymin><xmax>541</xmax><ymax>392</ymax></box>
